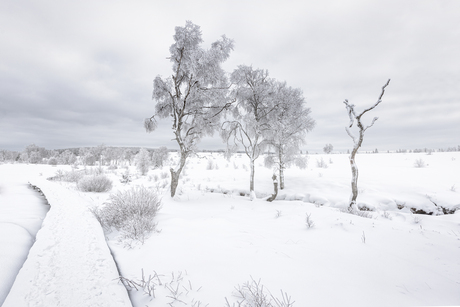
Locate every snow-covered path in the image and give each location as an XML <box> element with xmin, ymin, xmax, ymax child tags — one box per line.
<box><xmin>2</xmin><ymin>177</ymin><xmax>132</xmax><ymax>307</ymax></box>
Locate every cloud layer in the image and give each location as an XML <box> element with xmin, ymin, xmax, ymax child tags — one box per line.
<box><xmin>1</xmin><ymin>0</ymin><xmax>459</xmax><ymax>152</ymax></box>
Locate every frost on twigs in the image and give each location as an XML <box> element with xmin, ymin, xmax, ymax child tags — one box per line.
<box><xmin>146</xmin><ymin>21</ymin><xmax>234</xmax><ymax>197</ymax></box>
<box><xmin>91</xmin><ymin>186</ymin><xmax>162</xmax><ymax>245</ymax></box>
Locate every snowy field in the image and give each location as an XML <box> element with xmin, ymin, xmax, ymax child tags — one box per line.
<box><xmin>1</xmin><ymin>152</ymin><xmax>459</xmax><ymax>306</ymax></box>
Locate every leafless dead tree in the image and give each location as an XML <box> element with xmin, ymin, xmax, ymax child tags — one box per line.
<box><xmin>344</xmin><ymin>79</ymin><xmax>390</xmax><ymax>210</ymax></box>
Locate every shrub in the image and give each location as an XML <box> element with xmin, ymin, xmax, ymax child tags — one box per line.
<box><xmin>120</xmin><ymin>168</ymin><xmax>132</xmax><ymax>184</ymax></box>
<box><xmin>316</xmin><ymin>157</ymin><xmax>328</xmax><ymax>168</ymax></box>
<box><xmin>48</xmin><ymin>157</ymin><xmax>58</xmax><ymax>166</ymax></box>
<box><xmin>77</xmin><ymin>175</ymin><xmax>113</xmax><ymax>192</ymax></box>
<box><xmin>92</xmin><ymin>186</ymin><xmax>161</xmax><ymax>244</ymax></box>
<box><xmin>63</xmin><ymin>170</ymin><xmax>84</xmax><ymax>182</ymax></box>
<box><xmin>305</xmin><ymin>213</ymin><xmax>315</xmax><ymax>228</ymax></box>
<box><xmin>49</xmin><ymin>169</ymin><xmax>84</xmax><ymax>182</ymax></box>
<box><xmin>414</xmin><ymin>158</ymin><xmax>426</xmax><ymax>168</ymax></box>
<box><xmin>206</xmin><ymin>158</ymin><xmax>215</xmax><ymax>170</ymax></box>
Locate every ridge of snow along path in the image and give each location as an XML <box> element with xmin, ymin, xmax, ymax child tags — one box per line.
<box><xmin>2</xmin><ymin>177</ymin><xmax>132</xmax><ymax>307</ymax></box>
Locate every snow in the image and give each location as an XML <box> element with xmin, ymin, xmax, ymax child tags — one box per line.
<box><xmin>0</xmin><ymin>165</ymin><xmax>131</xmax><ymax>307</ymax></box>
<box><xmin>0</xmin><ymin>164</ymin><xmax>49</xmax><ymax>305</ymax></box>
<box><xmin>1</xmin><ymin>152</ymin><xmax>459</xmax><ymax>306</ymax></box>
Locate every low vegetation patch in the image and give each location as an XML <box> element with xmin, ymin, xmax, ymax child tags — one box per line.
<box><xmin>92</xmin><ymin>186</ymin><xmax>162</xmax><ymax>244</ymax></box>
<box><xmin>225</xmin><ymin>277</ymin><xmax>295</xmax><ymax>307</ymax></box>
<box><xmin>77</xmin><ymin>174</ymin><xmax>113</xmax><ymax>192</ymax></box>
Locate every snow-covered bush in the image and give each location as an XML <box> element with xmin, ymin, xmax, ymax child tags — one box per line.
<box><xmin>92</xmin><ymin>186</ymin><xmax>161</xmax><ymax>244</ymax></box>
<box><xmin>414</xmin><ymin>158</ymin><xmax>426</xmax><ymax>168</ymax></box>
<box><xmin>48</xmin><ymin>157</ymin><xmax>58</xmax><ymax>166</ymax></box>
<box><xmin>206</xmin><ymin>158</ymin><xmax>215</xmax><ymax>170</ymax></box>
<box><xmin>63</xmin><ymin>170</ymin><xmax>84</xmax><ymax>183</ymax></box>
<box><xmin>316</xmin><ymin>157</ymin><xmax>328</xmax><ymax>168</ymax></box>
<box><xmin>120</xmin><ymin>168</ymin><xmax>131</xmax><ymax>184</ymax></box>
<box><xmin>77</xmin><ymin>175</ymin><xmax>113</xmax><ymax>192</ymax></box>
<box><xmin>305</xmin><ymin>213</ymin><xmax>315</xmax><ymax>228</ymax></box>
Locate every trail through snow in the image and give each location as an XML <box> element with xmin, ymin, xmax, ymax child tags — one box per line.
<box><xmin>2</xmin><ymin>177</ymin><xmax>132</xmax><ymax>307</ymax></box>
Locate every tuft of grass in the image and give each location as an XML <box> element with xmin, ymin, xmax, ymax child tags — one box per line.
<box><xmin>381</xmin><ymin>211</ymin><xmax>392</xmax><ymax>220</ymax></box>
<box><xmin>305</xmin><ymin>213</ymin><xmax>315</xmax><ymax>229</ymax></box>
<box><xmin>413</xmin><ymin>216</ymin><xmax>423</xmax><ymax>224</ymax></box>
<box><xmin>275</xmin><ymin>210</ymin><xmax>282</xmax><ymax>219</ymax></box>
<box><xmin>225</xmin><ymin>277</ymin><xmax>295</xmax><ymax>307</ymax></box>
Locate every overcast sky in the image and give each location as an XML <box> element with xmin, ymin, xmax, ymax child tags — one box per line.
<box><xmin>1</xmin><ymin>0</ymin><xmax>459</xmax><ymax>153</ymax></box>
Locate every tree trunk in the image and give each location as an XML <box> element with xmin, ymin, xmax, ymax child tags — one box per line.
<box><xmin>249</xmin><ymin>158</ymin><xmax>255</xmax><ymax>192</ymax></box>
<box><xmin>267</xmin><ymin>174</ymin><xmax>278</xmax><ymax>202</ymax></box>
<box><xmin>170</xmin><ymin>168</ymin><xmax>180</xmax><ymax>197</ymax></box>
<box><xmin>170</xmin><ymin>151</ymin><xmax>187</xmax><ymax>197</ymax></box>
<box><xmin>279</xmin><ymin>166</ymin><xmax>285</xmax><ymax>190</ymax></box>
<box><xmin>348</xmin><ymin>153</ymin><xmax>359</xmax><ymax>209</ymax></box>
<box><xmin>278</xmin><ymin>149</ymin><xmax>285</xmax><ymax>190</ymax></box>
<box><xmin>348</xmin><ymin>132</ymin><xmax>363</xmax><ymax>210</ymax></box>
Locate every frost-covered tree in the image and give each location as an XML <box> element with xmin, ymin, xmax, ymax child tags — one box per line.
<box><xmin>58</xmin><ymin>150</ymin><xmax>76</xmax><ymax>165</ymax></box>
<box><xmin>221</xmin><ymin>66</ymin><xmax>278</xmax><ymax>197</ymax></box>
<box><xmin>123</xmin><ymin>148</ymin><xmax>135</xmax><ymax>166</ymax></box>
<box><xmin>344</xmin><ymin>79</ymin><xmax>390</xmax><ymax>210</ymax></box>
<box><xmin>323</xmin><ymin>143</ymin><xmax>333</xmax><ymax>154</ymax></box>
<box><xmin>79</xmin><ymin>147</ymin><xmax>96</xmax><ymax>166</ymax></box>
<box><xmin>264</xmin><ymin>81</ymin><xmax>315</xmax><ymax>189</ymax></box>
<box><xmin>152</xmin><ymin>147</ymin><xmax>169</xmax><ymax>168</ymax></box>
<box><xmin>145</xmin><ymin>21</ymin><xmax>234</xmax><ymax>197</ymax></box>
<box><xmin>136</xmin><ymin>148</ymin><xmax>151</xmax><ymax>176</ymax></box>
<box><xmin>24</xmin><ymin>144</ymin><xmax>47</xmax><ymax>164</ymax></box>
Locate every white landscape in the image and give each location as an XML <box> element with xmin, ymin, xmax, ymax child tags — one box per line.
<box><xmin>0</xmin><ymin>151</ymin><xmax>459</xmax><ymax>306</ymax></box>
<box><xmin>1</xmin><ymin>1</ymin><xmax>460</xmax><ymax>306</ymax></box>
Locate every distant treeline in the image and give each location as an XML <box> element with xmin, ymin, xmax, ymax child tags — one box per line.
<box><xmin>1</xmin><ymin>144</ymin><xmax>459</xmax><ymax>164</ymax></box>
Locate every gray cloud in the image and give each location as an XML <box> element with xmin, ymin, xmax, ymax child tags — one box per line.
<box><xmin>1</xmin><ymin>0</ymin><xmax>459</xmax><ymax>152</ymax></box>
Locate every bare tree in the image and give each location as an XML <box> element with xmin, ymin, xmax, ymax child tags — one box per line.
<box><xmin>221</xmin><ymin>66</ymin><xmax>277</xmax><ymax>198</ymax></box>
<box><xmin>145</xmin><ymin>21</ymin><xmax>234</xmax><ymax>197</ymax></box>
<box><xmin>265</xmin><ymin>81</ymin><xmax>315</xmax><ymax>189</ymax></box>
<box><xmin>344</xmin><ymin>79</ymin><xmax>390</xmax><ymax>210</ymax></box>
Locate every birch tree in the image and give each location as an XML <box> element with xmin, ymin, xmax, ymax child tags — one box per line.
<box><xmin>144</xmin><ymin>21</ymin><xmax>234</xmax><ymax>197</ymax></box>
<box><xmin>221</xmin><ymin>66</ymin><xmax>277</xmax><ymax>197</ymax></box>
<box><xmin>264</xmin><ymin>82</ymin><xmax>315</xmax><ymax>189</ymax></box>
<box><xmin>135</xmin><ymin>148</ymin><xmax>150</xmax><ymax>176</ymax></box>
<box><xmin>344</xmin><ymin>79</ymin><xmax>390</xmax><ymax>210</ymax></box>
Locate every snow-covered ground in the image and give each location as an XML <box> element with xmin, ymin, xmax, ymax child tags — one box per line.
<box><xmin>0</xmin><ymin>164</ymin><xmax>50</xmax><ymax>305</ymax></box>
<box><xmin>0</xmin><ymin>165</ymin><xmax>131</xmax><ymax>307</ymax></box>
<box><xmin>1</xmin><ymin>152</ymin><xmax>459</xmax><ymax>306</ymax></box>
